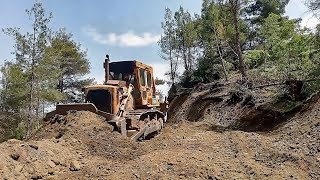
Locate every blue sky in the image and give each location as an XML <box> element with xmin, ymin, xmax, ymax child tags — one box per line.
<box><xmin>0</xmin><ymin>0</ymin><xmax>318</xmax><ymax>93</ymax></box>
<box><xmin>0</xmin><ymin>0</ymin><xmax>201</xmax><ymax>83</ymax></box>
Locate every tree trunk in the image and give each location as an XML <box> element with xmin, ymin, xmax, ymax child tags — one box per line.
<box><xmin>230</xmin><ymin>0</ymin><xmax>247</xmax><ymax>78</ymax></box>
<box><xmin>213</xmin><ymin>26</ymin><xmax>228</xmax><ymax>81</ymax></box>
<box><xmin>27</xmin><ymin>24</ymin><xmax>37</xmax><ymax>137</ymax></box>
<box><xmin>27</xmin><ymin>60</ymin><xmax>35</xmax><ymax>137</ymax></box>
<box><xmin>169</xmin><ymin>35</ymin><xmax>175</xmax><ymax>85</ymax></box>
<box><xmin>217</xmin><ymin>43</ymin><xmax>228</xmax><ymax>81</ymax></box>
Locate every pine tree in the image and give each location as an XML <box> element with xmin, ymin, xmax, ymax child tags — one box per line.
<box><xmin>158</xmin><ymin>8</ymin><xmax>179</xmax><ymax>85</ymax></box>
<box><xmin>3</xmin><ymin>2</ymin><xmax>55</xmax><ymax>136</ymax></box>
<box><xmin>1</xmin><ymin>2</ymin><xmax>92</xmax><ymax>137</ymax></box>
<box><xmin>43</xmin><ymin>29</ymin><xmax>92</xmax><ymax>103</ymax></box>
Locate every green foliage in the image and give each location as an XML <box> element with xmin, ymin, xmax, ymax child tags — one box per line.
<box><xmin>158</xmin><ymin>8</ymin><xmax>179</xmax><ymax>84</ymax></box>
<box><xmin>158</xmin><ymin>0</ymin><xmax>320</xmax><ymax>101</ymax></box>
<box><xmin>0</xmin><ymin>111</ymin><xmax>28</xmax><ymax>142</ymax></box>
<box><xmin>244</xmin><ymin>50</ymin><xmax>268</xmax><ymax>69</ymax></box>
<box><xmin>245</xmin><ymin>0</ymin><xmax>290</xmax><ymax>25</ymax></box>
<box><xmin>0</xmin><ymin>62</ymin><xmax>29</xmax><ymax>111</ymax></box>
<box><xmin>307</xmin><ymin>0</ymin><xmax>320</xmax><ymax>13</ymax></box>
<box><xmin>259</xmin><ymin>13</ymin><xmax>316</xmax><ymax>80</ymax></box>
<box><xmin>174</xmin><ymin>6</ymin><xmax>198</xmax><ymax>71</ymax></box>
<box><xmin>2</xmin><ymin>2</ymin><xmax>56</xmax><ymax>135</ymax></box>
<box><xmin>44</xmin><ymin>29</ymin><xmax>92</xmax><ymax>102</ymax></box>
<box><xmin>244</xmin><ymin>0</ymin><xmax>290</xmax><ymax>50</ymax></box>
<box><xmin>193</xmin><ymin>57</ymin><xmax>222</xmax><ymax>83</ymax></box>
<box><xmin>11</xmin><ymin>125</ymin><xmax>26</xmax><ymax>140</ymax></box>
<box><xmin>154</xmin><ymin>77</ymin><xmax>166</xmax><ymax>85</ymax></box>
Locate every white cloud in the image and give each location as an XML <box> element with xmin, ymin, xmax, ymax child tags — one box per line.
<box><xmin>301</xmin><ymin>13</ymin><xmax>319</xmax><ymax>29</ymax></box>
<box><xmin>83</xmin><ymin>26</ymin><xmax>160</xmax><ymax>47</ymax></box>
<box><xmin>150</xmin><ymin>63</ymin><xmax>170</xmax><ymax>95</ymax></box>
<box><xmin>285</xmin><ymin>0</ymin><xmax>319</xmax><ymax>29</ymax></box>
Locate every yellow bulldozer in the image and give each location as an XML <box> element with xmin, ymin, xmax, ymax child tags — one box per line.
<box><xmin>45</xmin><ymin>55</ymin><xmax>168</xmax><ymax>140</ymax></box>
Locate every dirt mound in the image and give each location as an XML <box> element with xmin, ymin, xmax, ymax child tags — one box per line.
<box><xmin>0</xmin><ymin>111</ymin><xmax>143</xmax><ymax>179</ymax></box>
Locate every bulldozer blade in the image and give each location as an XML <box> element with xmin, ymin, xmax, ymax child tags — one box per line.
<box><xmin>44</xmin><ymin>103</ymin><xmax>117</xmax><ymax>121</ymax></box>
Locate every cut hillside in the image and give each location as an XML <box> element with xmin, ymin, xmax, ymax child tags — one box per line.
<box><xmin>167</xmin><ymin>80</ymin><xmax>310</xmax><ymax>132</ymax></box>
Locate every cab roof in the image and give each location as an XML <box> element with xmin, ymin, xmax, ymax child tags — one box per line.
<box><xmin>109</xmin><ymin>60</ymin><xmax>153</xmax><ymax>74</ymax></box>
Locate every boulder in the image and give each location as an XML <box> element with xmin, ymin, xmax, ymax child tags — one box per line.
<box><xmin>69</xmin><ymin>160</ymin><xmax>81</xmax><ymax>171</ymax></box>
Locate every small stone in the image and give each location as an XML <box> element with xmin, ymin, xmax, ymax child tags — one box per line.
<box><xmin>51</xmin><ymin>159</ymin><xmax>60</xmax><ymax>166</ymax></box>
<box><xmin>14</xmin><ymin>165</ymin><xmax>23</xmax><ymax>172</ymax></box>
<box><xmin>29</xmin><ymin>144</ymin><xmax>39</xmax><ymax>150</ymax></box>
<box><xmin>7</xmin><ymin>139</ymin><xmax>20</xmax><ymax>144</ymax></box>
<box><xmin>55</xmin><ymin>129</ymin><xmax>64</xmax><ymax>139</ymax></box>
<box><xmin>69</xmin><ymin>160</ymin><xmax>81</xmax><ymax>171</ymax></box>
<box><xmin>46</xmin><ymin>176</ymin><xmax>56</xmax><ymax>180</ymax></box>
<box><xmin>10</xmin><ymin>153</ymin><xmax>20</xmax><ymax>161</ymax></box>
<box><xmin>133</xmin><ymin>173</ymin><xmax>140</xmax><ymax>178</ymax></box>
<box><xmin>47</xmin><ymin>160</ymin><xmax>56</xmax><ymax>168</ymax></box>
<box><xmin>71</xmin><ymin>138</ymin><xmax>77</xmax><ymax>143</ymax></box>
<box><xmin>48</xmin><ymin>170</ymin><xmax>55</xmax><ymax>175</ymax></box>
<box><xmin>22</xmin><ymin>172</ymin><xmax>29</xmax><ymax>178</ymax></box>
<box><xmin>25</xmin><ymin>166</ymin><xmax>35</xmax><ymax>174</ymax></box>
<box><xmin>31</xmin><ymin>175</ymin><xmax>42</xmax><ymax>180</ymax></box>
<box><xmin>167</xmin><ymin>161</ymin><xmax>177</xmax><ymax>165</ymax></box>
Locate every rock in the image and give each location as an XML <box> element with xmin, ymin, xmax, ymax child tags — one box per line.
<box><xmin>29</xmin><ymin>144</ymin><xmax>39</xmax><ymax>150</ymax></box>
<box><xmin>71</xmin><ymin>138</ymin><xmax>77</xmax><ymax>143</ymax></box>
<box><xmin>207</xmin><ymin>175</ymin><xmax>219</xmax><ymax>180</ymax></box>
<box><xmin>23</xmin><ymin>172</ymin><xmax>29</xmax><ymax>178</ymax></box>
<box><xmin>47</xmin><ymin>160</ymin><xmax>56</xmax><ymax>168</ymax></box>
<box><xmin>25</xmin><ymin>166</ymin><xmax>35</xmax><ymax>174</ymax></box>
<box><xmin>167</xmin><ymin>161</ymin><xmax>177</xmax><ymax>165</ymax></box>
<box><xmin>69</xmin><ymin>160</ymin><xmax>81</xmax><ymax>171</ymax></box>
<box><xmin>133</xmin><ymin>173</ymin><xmax>140</xmax><ymax>178</ymax></box>
<box><xmin>0</xmin><ymin>163</ymin><xmax>4</xmax><ymax>170</ymax></box>
<box><xmin>51</xmin><ymin>159</ymin><xmax>60</xmax><ymax>166</ymax></box>
<box><xmin>48</xmin><ymin>170</ymin><xmax>55</xmax><ymax>175</ymax></box>
<box><xmin>46</xmin><ymin>176</ymin><xmax>56</xmax><ymax>180</ymax></box>
<box><xmin>14</xmin><ymin>165</ymin><xmax>23</xmax><ymax>172</ymax></box>
<box><xmin>10</xmin><ymin>153</ymin><xmax>20</xmax><ymax>161</ymax></box>
<box><xmin>31</xmin><ymin>175</ymin><xmax>42</xmax><ymax>180</ymax></box>
<box><xmin>55</xmin><ymin>129</ymin><xmax>64</xmax><ymax>139</ymax></box>
<box><xmin>7</xmin><ymin>139</ymin><xmax>20</xmax><ymax>144</ymax></box>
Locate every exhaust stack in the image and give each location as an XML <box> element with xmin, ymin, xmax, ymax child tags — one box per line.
<box><xmin>104</xmin><ymin>54</ymin><xmax>110</xmax><ymax>83</ymax></box>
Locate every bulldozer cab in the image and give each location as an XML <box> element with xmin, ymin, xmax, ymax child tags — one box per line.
<box><xmin>108</xmin><ymin>61</ymin><xmax>159</xmax><ymax>108</ymax></box>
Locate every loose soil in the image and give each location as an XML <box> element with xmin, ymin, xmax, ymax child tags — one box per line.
<box><xmin>0</xmin><ymin>87</ymin><xmax>319</xmax><ymax>179</ymax></box>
